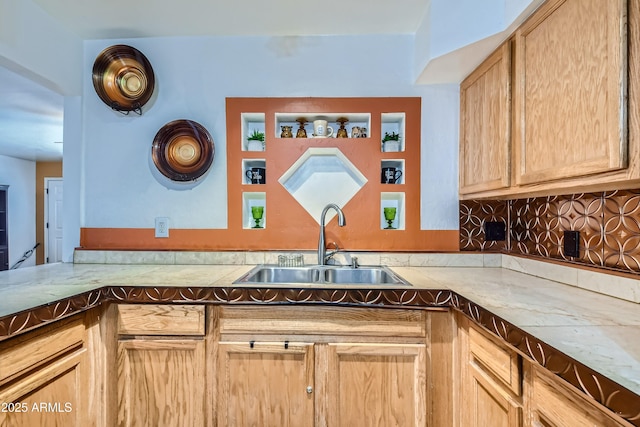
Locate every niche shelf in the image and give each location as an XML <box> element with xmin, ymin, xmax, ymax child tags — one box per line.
<box><xmin>241</xmin><ymin>112</ymin><xmax>266</xmax><ymax>151</ymax></box>
<box><xmin>242</xmin><ymin>192</ymin><xmax>266</xmax><ymax>229</ymax></box>
<box><xmin>381</xmin><ymin>112</ymin><xmax>406</xmax><ymax>152</ymax></box>
<box><xmin>381</xmin><ymin>192</ymin><xmax>405</xmax><ymax>230</ymax></box>
<box><xmin>275</xmin><ymin>113</ymin><xmax>370</xmax><ymax>139</ymax></box>
<box><xmin>380</xmin><ymin>160</ymin><xmax>405</xmax><ymax>184</ymax></box>
<box><xmin>242</xmin><ymin>159</ymin><xmax>266</xmax><ymax>185</ymax></box>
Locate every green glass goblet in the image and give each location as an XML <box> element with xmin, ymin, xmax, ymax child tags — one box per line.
<box><xmin>383</xmin><ymin>207</ymin><xmax>396</xmax><ymax>229</ymax></box>
<box><xmin>251</xmin><ymin>206</ymin><xmax>264</xmax><ymax>228</ymax></box>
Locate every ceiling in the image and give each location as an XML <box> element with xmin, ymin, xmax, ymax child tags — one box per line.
<box><xmin>1</xmin><ymin>0</ymin><xmax>429</xmax><ymax>162</ymax></box>
<box><xmin>31</xmin><ymin>0</ymin><xmax>429</xmax><ymax>39</ymax></box>
<box><xmin>0</xmin><ymin>67</ymin><xmax>64</xmax><ymax>162</ymax></box>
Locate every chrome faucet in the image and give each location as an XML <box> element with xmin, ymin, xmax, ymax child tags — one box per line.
<box><xmin>318</xmin><ymin>203</ymin><xmax>346</xmax><ymax>265</ymax></box>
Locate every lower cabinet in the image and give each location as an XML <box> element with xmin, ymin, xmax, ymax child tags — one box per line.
<box><xmin>324</xmin><ymin>342</ymin><xmax>426</xmax><ymax>426</ymax></box>
<box><xmin>217</xmin><ymin>341</ymin><xmax>315</xmax><ymax>426</ymax></box>
<box><xmin>117</xmin><ymin>339</ymin><xmax>205</xmax><ymax>426</ymax></box>
<box><xmin>0</xmin><ymin>315</ymin><xmax>92</xmax><ymax>427</ymax></box>
<box><xmin>115</xmin><ymin>304</ymin><xmax>206</xmax><ymax>427</ymax></box>
<box><xmin>527</xmin><ymin>364</ymin><xmax>631</xmax><ymax>427</ymax></box>
<box><xmin>216</xmin><ymin>306</ymin><xmax>431</xmax><ymax>427</ymax></box>
<box><xmin>458</xmin><ymin>314</ymin><xmax>523</xmax><ymax>427</ymax></box>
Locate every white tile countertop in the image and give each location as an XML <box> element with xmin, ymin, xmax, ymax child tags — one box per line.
<box><xmin>1</xmin><ymin>251</ymin><xmax>639</xmax><ymax>406</ymax></box>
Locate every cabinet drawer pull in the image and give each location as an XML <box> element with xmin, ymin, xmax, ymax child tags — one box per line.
<box><xmin>284</xmin><ymin>340</ymin><xmax>289</xmax><ymax>349</ymax></box>
<box><xmin>306</xmin><ymin>386</ymin><xmax>313</xmax><ymax>394</ymax></box>
<box><xmin>250</xmin><ymin>340</ymin><xmax>255</xmax><ymax>349</ymax></box>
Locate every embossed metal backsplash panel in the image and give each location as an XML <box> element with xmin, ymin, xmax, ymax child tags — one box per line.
<box><xmin>460</xmin><ymin>190</ymin><xmax>640</xmax><ymax>275</ymax></box>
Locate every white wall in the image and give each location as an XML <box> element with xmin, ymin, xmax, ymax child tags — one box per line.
<box><xmin>79</xmin><ymin>35</ymin><xmax>459</xmax><ymax>233</ymax></box>
<box><xmin>0</xmin><ymin>155</ymin><xmax>36</xmax><ymax>268</ymax></box>
<box><xmin>0</xmin><ymin>0</ymin><xmax>82</xmax><ymax>95</ymax></box>
<box><xmin>62</xmin><ymin>96</ymin><xmax>82</xmax><ymax>262</ymax></box>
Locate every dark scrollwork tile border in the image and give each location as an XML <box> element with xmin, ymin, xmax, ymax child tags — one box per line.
<box><xmin>0</xmin><ymin>286</ymin><xmax>638</xmax><ymax>426</ymax></box>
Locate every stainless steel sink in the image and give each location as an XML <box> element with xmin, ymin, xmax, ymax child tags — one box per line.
<box><xmin>233</xmin><ymin>265</ymin><xmax>412</xmax><ymax>287</ymax></box>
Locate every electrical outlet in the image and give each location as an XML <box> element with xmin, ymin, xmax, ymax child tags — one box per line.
<box><xmin>484</xmin><ymin>221</ymin><xmax>506</xmax><ymax>241</ymax></box>
<box><xmin>155</xmin><ymin>217</ymin><xmax>169</xmax><ymax>238</ymax></box>
<box><xmin>563</xmin><ymin>230</ymin><xmax>580</xmax><ymax>258</ymax></box>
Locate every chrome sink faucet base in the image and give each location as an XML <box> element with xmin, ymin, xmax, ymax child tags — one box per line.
<box><xmin>318</xmin><ymin>203</ymin><xmax>346</xmax><ymax>265</ymax></box>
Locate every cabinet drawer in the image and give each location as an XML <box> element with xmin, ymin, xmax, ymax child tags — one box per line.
<box><xmin>469</xmin><ymin>325</ymin><xmax>520</xmax><ymax>395</ymax></box>
<box><xmin>117</xmin><ymin>304</ymin><xmax>205</xmax><ymax>336</ymax></box>
<box><xmin>0</xmin><ymin>317</ymin><xmax>84</xmax><ymax>384</ymax></box>
<box><xmin>219</xmin><ymin>306</ymin><xmax>427</xmax><ymax>339</ymax></box>
<box><xmin>531</xmin><ymin>366</ymin><xmax>628</xmax><ymax>427</ymax></box>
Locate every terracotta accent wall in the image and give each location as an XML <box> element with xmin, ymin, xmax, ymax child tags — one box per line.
<box><xmin>35</xmin><ymin>162</ymin><xmax>62</xmax><ymax>264</ymax></box>
<box><xmin>460</xmin><ymin>190</ymin><xmax>640</xmax><ymax>275</ymax></box>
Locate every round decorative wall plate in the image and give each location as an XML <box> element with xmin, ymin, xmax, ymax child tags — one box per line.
<box><xmin>92</xmin><ymin>44</ymin><xmax>155</xmax><ymax>114</ymax></box>
<box><xmin>151</xmin><ymin>119</ymin><xmax>215</xmax><ymax>182</ymax></box>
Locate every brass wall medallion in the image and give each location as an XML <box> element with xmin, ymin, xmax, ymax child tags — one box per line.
<box><xmin>92</xmin><ymin>44</ymin><xmax>156</xmax><ymax>114</ymax></box>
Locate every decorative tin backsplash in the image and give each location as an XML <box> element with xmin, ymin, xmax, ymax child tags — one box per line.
<box><xmin>460</xmin><ymin>190</ymin><xmax>640</xmax><ymax>275</ymax></box>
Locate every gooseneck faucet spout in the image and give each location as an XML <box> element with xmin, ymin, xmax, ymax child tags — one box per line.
<box><xmin>318</xmin><ymin>203</ymin><xmax>346</xmax><ymax>265</ymax></box>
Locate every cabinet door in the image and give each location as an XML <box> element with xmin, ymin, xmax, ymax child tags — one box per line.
<box><xmin>514</xmin><ymin>0</ymin><xmax>627</xmax><ymax>185</ymax></box>
<box><xmin>217</xmin><ymin>341</ymin><xmax>315</xmax><ymax>427</ymax></box>
<box><xmin>463</xmin><ymin>364</ymin><xmax>522</xmax><ymax>427</ymax></box>
<box><xmin>117</xmin><ymin>338</ymin><xmax>205</xmax><ymax>427</ymax></box>
<box><xmin>0</xmin><ymin>351</ymin><xmax>86</xmax><ymax>427</ymax></box>
<box><xmin>460</xmin><ymin>42</ymin><xmax>512</xmax><ymax>195</ymax></box>
<box><xmin>530</xmin><ymin>366</ymin><xmax>629</xmax><ymax>427</ymax></box>
<box><xmin>324</xmin><ymin>343</ymin><xmax>427</xmax><ymax>427</ymax></box>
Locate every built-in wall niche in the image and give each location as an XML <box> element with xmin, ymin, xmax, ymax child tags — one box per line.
<box><xmin>381</xmin><ymin>112</ymin><xmax>406</xmax><ymax>152</ymax></box>
<box><xmin>381</xmin><ymin>160</ymin><xmax>405</xmax><ymax>184</ymax></box>
<box><xmin>242</xmin><ymin>159</ymin><xmax>266</xmax><ymax>185</ymax></box>
<box><xmin>381</xmin><ymin>192</ymin><xmax>405</xmax><ymax>230</ymax></box>
<box><xmin>242</xmin><ymin>192</ymin><xmax>266</xmax><ymax>229</ymax></box>
<box><xmin>275</xmin><ymin>113</ymin><xmax>371</xmax><ymax>139</ymax></box>
<box><xmin>241</xmin><ymin>112</ymin><xmax>266</xmax><ymax>151</ymax></box>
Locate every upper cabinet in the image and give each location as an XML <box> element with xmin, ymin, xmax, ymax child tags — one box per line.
<box><xmin>460</xmin><ymin>0</ymin><xmax>638</xmax><ymax>199</ymax></box>
<box><xmin>460</xmin><ymin>42</ymin><xmax>511</xmax><ymax>195</ymax></box>
<box><xmin>514</xmin><ymin>0</ymin><xmax>627</xmax><ymax>185</ymax></box>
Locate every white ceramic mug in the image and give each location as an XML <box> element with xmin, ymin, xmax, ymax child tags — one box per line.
<box><xmin>313</xmin><ymin>120</ymin><xmax>334</xmax><ymax>138</ymax></box>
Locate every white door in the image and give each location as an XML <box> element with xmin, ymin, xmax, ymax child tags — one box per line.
<box><xmin>45</xmin><ymin>178</ymin><xmax>63</xmax><ymax>264</ymax></box>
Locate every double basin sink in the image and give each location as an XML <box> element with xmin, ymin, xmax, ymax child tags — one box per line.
<box><xmin>233</xmin><ymin>264</ymin><xmax>412</xmax><ymax>287</ymax></box>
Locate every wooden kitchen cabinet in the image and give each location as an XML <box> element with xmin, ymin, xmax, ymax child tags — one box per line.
<box><xmin>216</xmin><ymin>305</ymin><xmax>432</xmax><ymax>427</ymax></box>
<box><xmin>324</xmin><ymin>342</ymin><xmax>427</xmax><ymax>426</ymax></box>
<box><xmin>526</xmin><ymin>364</ymin><xmax>632</xmax><ymax>427</ymax></box>
<box><xmin>115</xmin><ymin>304</ymin><xmax>206</xmax><ymax>427</ymax></box>
<box><xmin>513</xmin><ymin>0</ymin><xmax>627</xmax><ymax>186</ymax></box>
<box><xmin>0</xmin><ymin>315</ymin><xmax>92</xmax><ymax>427</ymax></box>
<box><xmin>460</xmin><ymin>0</ymin><xmax>638</xmax><ymax>199</ymax></box>
<box><xmin>458</xmin><ymin>315</ymin><xmax>523</xmax><ymax>427</ymax></box>
<box><xmin>459</xmin><ymin>41</ymin><xmax>512</xmax><ymax>195</ymax></box>
<box><xmin>217</xmin><ymin>341</ymin><xmax>315</xmax><ymax>426</ymax></box>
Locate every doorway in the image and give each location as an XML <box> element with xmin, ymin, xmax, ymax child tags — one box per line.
<box><xmin>45</xmin><ymin>178</ymin><xmax>63</xmax><ymax>263</ymax></box>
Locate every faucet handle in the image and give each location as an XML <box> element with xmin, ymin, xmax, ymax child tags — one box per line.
<box><xmin>325</xmin><ymin>242</ymin><xmax>340</xmax><ymax>263</ymax></box>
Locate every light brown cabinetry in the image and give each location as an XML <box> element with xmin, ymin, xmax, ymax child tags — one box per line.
<box><xmin>217</xmin><ymin>341</ymin><xmax>315</xmax><ymax>426</ymax></box>
<box><xmin>216</xmin><ymin>305</ymin><xmax>430</xmax><ymax>427</ymax></box>
<box><xmin>325</xmin><ymin>342</ymin><xmax>426</xmax><ymax>426</ymax></box>
<box><xmin>513</xmin><ymin>0</ymin><xmax>628</xmax><ymax>186</ymax></box>
<box><xmin>115</xmin><ymin>304</ymin><xmax>206</xmax><ymax>427</ymax></box>
<box><xmin>0</xmin><ymin>316</ymin><xmax>92</xmax><ymax>427</ymax></box>
<box><xmin>526</xmin><ymin>364</ymin><xmax>632</xmax><ymax>427</ymax></box>
<box><xmin>458</xmin><ymin>316</ymin><xmax>523</xmax><ymax>427</ymax></box>
<box><xmin>460</xmin><ymin>42</ymin><xmax>512</xmax><ymax>195</ymax></box>
<box><xmin>460</xmin><ymin>0</ymin><xmax>637</xmax><ymax>199</ymax></box>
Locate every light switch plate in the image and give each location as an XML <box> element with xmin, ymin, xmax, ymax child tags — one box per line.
<box><xmin>155</xmin><ymin>217</ymin><xmax>169</xmax><ymax>238</ymax></box>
